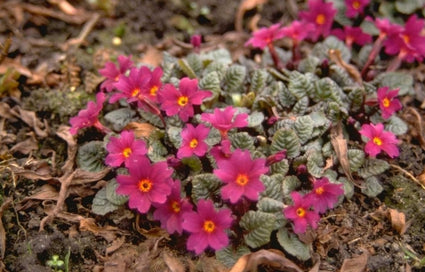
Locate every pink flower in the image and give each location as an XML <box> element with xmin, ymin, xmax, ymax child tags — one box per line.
<box><xmin>281</xmin><ymin>20</ymin><xmax>315</xmax><ymax>44</ymax></box>
<box><xmin>99</xmin><ymin>55</ymin><xmax>134</xmax><ymax>92</ymax></box>
<box><xmin>153</xmin><ymin>180</ymin><xmax>193</xmax><ymax>234</ymax></box>
<box><xmin>105</xmin><ymin>130</ymin><xmax>148</xmax><ymax>167</ymax></box>
<box><xmin>201</xmin><ymin>106</ymin><xmax>248</xmax><ymax>138</ymax></box>
<box><xmin>299</xmin><ymin>0</ymin><xmax>337</xmax><ymax>41</ymax></box>
<box><xmin>158</xmin><ymin>78</ymin><xmax>212</xmax><ymax>122</ymax></box>
<box><xmin>283</xmin><ymin>191</ymin><xmax>320</xmax><ymax>234</ymax></box>
<box><xmin>116</xmin><ymin>159</ymin><xmax>173</xmax><ymax>214</ymax></box>
<box><xmin>305</xmin><ymin>177</ymin><xmax>344</xmax><ymax>214</ymax></box>
<box><xmin>110</xmin><ymin>67</ymin><xmax>150</xmax><ymax>104</ymax></box>
<box><xmin>69</xmin><ymin>92</ymin><xmax>108</xmax><ymax>135</ymax></box>
<box><xmin>377</xmin><ymin>87</ymin><xmax>402</xmax><ymax>119</ymax></box>
<box><xmin>214</xmin><ymin>149</ymin><xmax>269</xmax><ymax>203</ymax></box>
<box><xmin>177</xmin><ymin>124</ymin><xmax>210</xmax><ymax>158</ymax></box>
<box><xmin>135</xmin><ymin>66</ymin><xmax>163</xmax><ymax>105</ymax></box>
<box><xmin>210</xmin><ymin>139</ymin><xmax>232</xmax><ymax>164</ymax></box>
<box><xmin>331</xmin><ymin>26</ymin><xmax>372</xmax><ymax>48</ymax></box>
<box><xmin>374</xmin><ymin>18</ymin><xmax>403</xmax><ymax>38</ymax></box>
<box><xmin>359</xmin><ymin>123</ymin><xmax>399</xmax><ymax>158</ymax></box>
<box><xmin>345</xmin><ymin>0</ymin><xmax>369</xmax><ymax>18</ymax></box>
<box><xmin>182</xmin><ymin>199</ymin><xmax>233</xmax><ymax>254</ymax></box>
<box><xmin>191</xmin><ymin>34</ymin><xmax>202</xmax><ymax>53</ymax></box>
<box><xmin>244</xmin><ymin>23</ymin><xmax>285</xmax><ymax>50</ymax></box>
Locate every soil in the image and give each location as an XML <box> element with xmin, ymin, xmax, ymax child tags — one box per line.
<box><xmin>1</xmin><ymin>0</ymin><xmax>425</xmax><ymax>271</ymax></box>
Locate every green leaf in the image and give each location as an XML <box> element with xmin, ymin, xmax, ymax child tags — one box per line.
<box><xmin>277</xmin><ymin>228</ymin><xmax>311</xmax><ymax>261</ymax></box>
<box><xmin>292</xmin><ymin>96</ymin><xmax>309</xmax><ymax>115</ymax></box>
<box><xmin>147</xmin><ymin>136</ymin><xmax>168</xmax><ymax>163</ymax></box>
<box><xmin>361</xmin><ymin>176</ymin><xmax>383</xmax><ymax>197</ymax></box>
<box><xmin>270</xmin><ymin>159</ymin><xmax>290</xmax><ymax>176</ymax></box>
<box><xmin>191</xmin><ymin>173</ymin><xmax>222</xmax><ymax>202</ymax></box>
<box><xmin>166</xmin><ymin>126</ymin><xmax>182</xmax><ymax>149</ymax></box>
<box><xmin>347</xmin><ymin>149</ymin><xmax>365</xmax><ymax>172</ymax></box>
<box><xmin>338</xmin><ymin>177</ymin><xmax>354</xmax><ymax>199</ymax></box>
<box><xmin>200</xmin><ymin>48</ymin><xmax>233</xmax><ymax>66</ymax></box>
<box><xmin>250</xmin><ymin>69</ymin><xmax>270</xmax><ymax>93</ymax></box>
<box><xmin>270</xmin><ymin>128</ymin><xmax>301</xmax><ymax>158</ymax></box>
<box><xmin>307</xmin><ymin>150</ymin><xmax>324</xmax><ymax>178</ymax></box>
<box><xmin>295</xmin><ymin>115</ymin><xmax>314</xmax><ymax>144</ymax></box>
<box><xmin>313</xmin><ymin>77</ymin><xmax>344</xmax><ymax>104</ymax></box>
<box><xmin>330</xmin><ymin>64</ymin><xmax>355</xmax><ymax>87</ymax></box>
<box><xmin>205</xmin><ymin>127</ymin><xmax>222</xmax><ymax>147</ymax></box>
<box><xmin>181</xmin><ymin>156</ymin><xmax>203</xmax><ymax>173</ymax></box>
<box><xmin>288</xmin><ymin>71</ymin><xmax>313</xmax><ymax>99</ymax></box>
<box><xmin>260</xmin><ymin>174</ymin><xmax>284</xmax><ymax>200</ymax></box>
<box><xmin>216</xmin><ymin>245</ymin><xmax>250</xmax><ymax>268</ymax></box>
<box><xmin>186</xmin><ymin>53</ymin><xmax>203</xmax><ymax>76</ymax></box>
<box><xmin>229</xmin><ymin>132</ymin><xmax>255</xmax><ymax>152</ymax></box>
<box><xmin>240</xmin><ymin>211</ymin><xmax>276</xmax><ymax>248</ymax></box>
<box><xmin>103</xmin><ymin>108</ymin><xmax>135</xmax><ymax>132</ymax></box>
<box><xmin>395</xmin><ymin>0</ymin><xmax>425</xmax><ymax>14</ymax></box>
<box><xmin>199</xmin><ymin>71</ymin><xmax>221</xmax><ymax>98</ymax></box>
<box><xmin>257</xmin><ymin>197</ymin><xmax>284</xmax><ymax>213</ymax></box>
<box><xmin>274</xmin><ymin>81</ymin><xmax>297</xmax><ymax>108</ymax></box>
<box><xmin>385</xmin><ymin>115</ymin><xmax>408</xmax><ymax>136</ymax></box>
<box><xmin>91</xmin><ymin>187</ymin><xmax>121</xmax><ymax>215</ymax></box>
<box><xmin>247</xmin><ymin>111</ymin><xmax>264</xmax><ymax>127</ymax></box>
<box><xmin>105</xmin><ymin>179</ymin><xmax>128</xmax><ymax>205</ymax></box>
<box><xmin>178</xmin><ymin>58</ymin><xmax>197</xmax><ymax>79</ymax></box>
<box><xmin>77</xmin><ymin>141</ymin><xmax>106</xmax><ymax>172</ymax></box>
<box><xmin>282</xmin><ymin>175</ymin><xmax>301</xmax><ymax>196</ymax></box>
<box><xmin>138</xmin><ymin>109</ymin><xmax>164</xmax><ymax>128</ymax></box>
<box><xmin>347</xmin><ymin>87</ymin><xmax>365</xmax><ymax>112</ymax></box>
<box><xmin>312</xmin><ymin>36</ymin><xmax>351</xmax><ymax>63</ymax></box>
<box><xmin>374</xmin><ymin>72</ymin><xmax>414</xmax><ymax>96</ymax></box>
<box><xmin>358</xmin><ymin>158</ymin><xmax>390</xmax><ymax>178</ymax></box>
<box><xmin>298</xmin><ymin>56</ymin><xmax>320</xmax><ymax>74</ymax></box>
<box><xmin>224</xmin><ymin>65</ymin><xmax>246</xmax><ymax>93</ymax></box>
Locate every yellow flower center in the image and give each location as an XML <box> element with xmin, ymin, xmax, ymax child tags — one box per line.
<box><xmin>203</xmin><ymin>220</ymin><xmax>215</xmax><ymax>233</ymax></box>
<box><xmin>296</xmin><ymin>207</ymin><xmax>306</xmax><ymax>217</ymax></box>
<box><xmin>150</xmin><ymin>85</ymin><xmax>159</xmax><ymax>96</ymax></box>
<box><xmin>315</xmin><ymin>186</ymin><xmax>325</xmax><ymax>195</ymax></box>
<box><xmin>189</xmin><ymin>138</ymin><xmax>198</xmax><ymax>148</ymax></box>
<box><xmin>177</xmin><ymin>96</ymin><xmax>189</xmax><ymax>106</ymax></box>
<box><xmin>122</xmin><ymin>147</ymin><xmax>132</xmax><ymax>158</ymax></box>
<box><xmin>382</xmin><ymin>97</ymin><xmax>390</xmax><ymax>108</ymax></box>
<box><xmin>131</xmin><ymin>88</ymin><xmax>140</xmax><ymax>97</ymax></box>
<box><xmin>402</xmin><ymin>34</ymin><xmax>410</xmax><ymax>44</ymax></box>
<box><xmin>316</xmin><ymin>14</ymin><xmax>326</xmax><ymax>25</ymax></box>
<box><xmin>170</xmin><ymin>201</ymin><xmax>181</xmax><ymax>213</ymax></box>
<box><xmin>373</xmin><ymin>137</ymin><xmax>382</xmax><ymax>146</ymax></box>
<box><xmin>352</xmin><ymin>0</ymin><xmax>360</xmax><ymax>9</ymax></box>
<box><xmin>235</xmin><ymin>174</ymin><xmax>249</xmax><ymax>186</ymax></box>
<box><xmin>138</xmin><ymin>179</ymin><xmax>152</xmax><ymax>193</ymax></box>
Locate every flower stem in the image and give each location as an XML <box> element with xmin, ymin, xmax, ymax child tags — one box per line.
<box><xmin>361</xmin><ymin>36</ymin><xmax>384</xmax><ymax>78</ymax></box>
<box><xmin>267</xmin><ymin>43</ymin><xmax>283</xmax><ymax>69</ymax></box>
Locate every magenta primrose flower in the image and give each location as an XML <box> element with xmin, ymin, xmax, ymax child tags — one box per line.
<box><xmin>177</xmin><ymin>124</ymin><xmax>210</xmax><ymax>158</ymax></box>
<box><xmin>116</xmin><ymin>159</ymin><xmax>173</xmax><ymax>214</ymax></box>
<box><xmin>105</xmin><ymin>130</ymin><xmax>148</xmax><ymax>167</ymax></box>
<box><xmin>377</xmin><ymin>87</ymin><xmax>402</xmax><ymax>119</ymax></box>
<box><xmin>69</xmin><ymin>92</ymin><xmax>108</xmax><ymax>135</ymax></box>
<box><xmin>110</xmin><ymin>67</ymin><xmax>150</xmax><ymax>105</ymax></box>
<box><xmin>214</xmin><ymin>149</ymin><xmax>269</xmax><ymax>203</ymax></box>
<box><xmin>201</xmin><ymin>106</ymin><xmax>248</xmax><ymax>138</ymax></box>
<box><xmin>305</xmin><ymin>177</ymin><xmax>344</xmax><ymax>214</ymax></box>
<box><xmin>158</xmin><ymin>77</ymin><xmax>212</xmax><ymax>122</ymax></box>
<box><xmin>345</xmin><ymin>0</ymin><xmax>369</xmax><ymax>18</ymax></box>
<box><xmin>299</xmin><ymin>0</ymin><xmax>337</xmax><ymax>41</ymax></box>
<box><xmin>244</xmin><ymin>23</ymin><xmax>285</xmax><ymax>50</ymax></box>
<box><xmin>210</xmin><ymin>139</ymin><xmax>232</xmax><ymax>164</ymax></box>
<box><xmin>331</xmin><ymin>26</ymin><xmax>372</xmax><ymax>48</ymax></box>
<box><xmin>281</xmin><ymin>20</ymin><xmax>315</xmax><ymax>45</ymax></box>
<box><xmin>359</xmin><ymin>123</ymin><xmax>399</xmax><ymax>158</ymax></box>
<box><xmin>153</xmin><ymin>180</ymin><xmax>193</xmax><ymax>234</ymax></box>
<box><xmin>99</xmin><ymin>55</ymin><xmax>134</xmax><ymax>92</ymax></box>
<box><xmin>284</xmin><ymin>191</ymin><xmax>320</xmax><ymax>234</ymax></box>
<box><xmin>182</xmin><ymin>199</ymin><xmax>233</xmax><ymax>254</ymax></box>
<box><xmin>135</xmin><ymin>66</ymin><xmax>163</xmax><ymax>105</ymax></box>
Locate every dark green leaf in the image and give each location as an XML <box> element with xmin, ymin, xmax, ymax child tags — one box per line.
<box><xmin>105</xmin><ymin>179</ymin><xmax>128</xmax><ymax>205</ymax></box>
<box><xmin>77</xmin><ymin>141</ymin><xmax>106</xmax><ymax>172</ymax></box>
<box><xmin>240</xmin><ymin>211</ymin><xmax>276</xmax><ymax>248</ymax></box>
<box><xmin>191</xmin><ymin>173</ymin><xmax>222</xmax><ymax>202</ymax></box>
<box><xmin>270</xmin><ymin>128</ymin><xmax>301</xmax><ymax>158</ymax></box>
<box><xmin>277</xmin><ymin>228</ymin><xmax>311</xmax><ymax>261</ymax></box>
<box><xmin>92</xmin><ymin>187</ymin><xmax>121</xmax><ymax>215</ymax></box>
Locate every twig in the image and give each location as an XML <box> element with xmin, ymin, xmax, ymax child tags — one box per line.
<box><xmin>405</xmin><ymin>107</ymin><xmax>425</xmax><ymax>150</ymax></box>
<box><xmin>390</xmin><ymin>163</ymin><xmax>425</xmax><ymax>190</ymax></box>
<box><xmin>21</xmin><ymin>3</ymin><xmax>89</xmax><ymax>25</ymax></box>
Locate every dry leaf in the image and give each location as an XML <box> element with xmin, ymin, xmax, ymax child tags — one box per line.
<box><xmin>79</xmin><ymin>217</ymin><xmax>118</xmax><ymax>242</ymax></box>
<box><xmin>235</xmin><ymin>0</ymin><xmax>268</xmax><ymax>32</ymax></box>
<box><xmin>10</xmin><ymin>106</ymin><xmax>49</xmax><ymax>137</ymax></box>
<box><xmin>163</xmin><ymin>251</ymin><xmax>185</xmax><ymax>272</ymax></box>
<box><xmin>106</xmin><ymin>236</ymin><xmax>125</xmax><ymax>255</ymax></box>
<box><xmin>10</xmin><ymin>134</ymin><xmax>38</xmax><ymax>154</ymax></box>
<box><xmin>140</xmin><ymin>46</ymin><xmax>163</xmax><ymax>67</ymax></box>
<box><xmin>230</xmin><ymin>249</ymin><xmax>303</xmax><ymax>272</ymax></box>
<box><xmin>0</xmin><ymin>198</ymin><xmax>12</xmax><ymax>259</ymax></box>
<box><xmin>329</xmin><ymin>49</ymin><xmax>362</xmax><ymax>85</ymax></box>
<box><xmin>330</xmin><ymin>122</ymin><xmax>356</xmax><ymax>184</ymax></box>
<box><xmin>48</xmin><ymin>0</ymin><xmax>78</xmax><ymax>15</ymax></box>
<box><xmin>388</xmin><ymin>208</ymin><xmax>407</xmax><ymax>235</ymax></box>
<box><xmin>124</xmin><ymin>122</ymin><xmax>156</xmax><ymax>138</ymax></box>
<box><xmin>340</xmin><ymin>252</ymin><xmax>368</xmax><ymax>272</ymax></box>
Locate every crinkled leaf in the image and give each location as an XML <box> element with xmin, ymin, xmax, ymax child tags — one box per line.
<box><xmin>92</xmin><ymin>187</ymin><xmax>121</xmax><ymax>215</ymax></box>
<box><xmin>295</xmin><ymin>115</ymin><xmax>314</xmax><ymax>144</ymax></box>
<box><xmin>216</xmin><ymin>245</ymin><xmax>251</xmax><ymax>268</ymax></box>
<box><xmin>298</xmin><ymin>55</ymin><xmax>320</xmax><ymax>74</ymax></box>
<box><xmin>313</xmin><ymin>77</ymin><xmax>344</xmax><ymax>104</ymax></box>
<box><xmin>106</xmin><ymin>178</ymin><xmax>128</xmax><ymax>206</ymax></box>
<box><xmin>104</xmin><ymin>108</ymin><xmax>135</xmax><ymax>131</ymax></box>
<box><xmin>277</xmin><ymin>228</ymin><xmax>311</xmax><ymax>261</ymax></box>
<box><xmin>270</xmin><ymin>159</ymin><xmax>290</xmax><ymax>176</ymax></box>
<box><xmin>361</xmin><ymin>176</ymin><xmax>383</xmax><ymax>197</ymax></box>
<box><xmin>138</xmin><ymin>109</ymin><xmax>164</xmax><ymax>128</ymax></box>
<box><xmin>260</xmin><ymin>174</ymin><xmax>284</xmax><ymax>200</ymax></box>
<box><xmin>374</xmin><ymin>72</ymin><xmax>413</xmax><ymax>96</ymax></box>
<box><xmin>166</xmin><ymin>126</ymin><xmax>182</xmax><ymax>149</ymax></box>
<box><xmin>250</xmin><ymin>69</ymin><xmax>270</xmax><ymax>93</ymax></box>
<box><xmin>347</xmin><ymin>149</ymin><xmax>365</xmax><ymax>172</ymax></box>
<box><xmin>147</xmin><ymin>137</ymin><xmax>168</xmax><ymax>162</ymax></box>
<box><xmin>199</xmin><ymin>71</ymin><xmax>221</xmax><ymax>98</ymax></box>
<box><xmin>186</xmin><ymin>53</ymin><xmax>203</xmax><ymax>76</ymax></box>
<box><xmin>224</xmin><ymin>65</ymin><xmax>246</xmax><ymax>93</ymax></box>
<box><xmin>307</xmin><ymin>150</ymin><xmax>324</xmax><ymax>178</ymax></box>
<box><xmin>329</xmin><ymin>64</ymin><xmax>355</xmax><ymax>87</ymax></box>
<box><xmin>77</xmin><ymin>141</ymin><xmax>106</xmax><ymax>172</ymax></box>
<box><xmin>200</xmin><ymin>48</ymin><xmax>233</xmax><ymax>66</ymax></box>
<box><xmin>312</xmin><ymin>36</ymin><xmax>351</xmax><ymax>63</ymax></box>
<box><xmin>358</xmin><ymin>158</ymin><xmax>390</xmax><ymax>178</ymax></box>
<box><xmin>205</xmin><ymin>127</ymin><xmax>222</xmax><ymax>147</ymax></box>
<box><xmin>247</xmin><ymin>111</ymin><xmax>264</xmax><ymax>127</ymax></box>
<box><xmin>339</xmin><ymin>177</ymin><xmax>354</xmax><ymax>199</ymax></box>
<box><xmin>271</xmin><ymin>128</ymin><xmax>301</xmax><ymax>158</ymax></box>
<box><xmin>395</xmin><ymin>0</ymin><xmax>425</xmax><ymax>14</ymax></box>
<box><xmin>282</xmin><ymin>175</ymin><xmax>301</xmax><ymax>196</ymax></box>
<box><xmin>347</xmin><ymin>87</ymin><xmax>365</xmax><ymax>112</ymax></box>
<box><xmin>385</xmin><ymin>115</ymin><xmax>408</xmax><ymax>136</ymax></box>
<box><xmin>288</xmin><ymin>71</ymin><xmax>313</xmax><ymax>99</ymax></box>
<box><xmin>229</xmin><ymin>132</ymin><xmax>255</xmax><ymax>152</ymax></box>
<box><xmin>274</xmin><ymin>81</ymin><xmax>296</xmax><ymax>108</ymax></box>
<box><xmin>257</xmin><ymin>197</ymin><xmax>284</xmax><ymax>213</ymax></box>
<box><xmin>240</xmin><ymin>211</ymin><xmax>276</xmax><ymax>248</ymax></box>
<box><xmin>191</xmin><ymin>173</ymin><xmax>222</xmax><ymax>202</ymax></box>
<box><xmin>292</xmin><ymin>96</ymin><xmax>309</xmax><ymax>115</ymax></box>
<box><xmin>178</xmin><ymin>58</ymin><xmax>197</xmax><ymax>79</ymax></box>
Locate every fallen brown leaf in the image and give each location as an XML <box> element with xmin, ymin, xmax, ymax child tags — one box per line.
<box><xmin>10</xmin><ymin>106</ymin><xmax>49</xmax><ymax>138</ymax></box>
<box><xmin>79</xmin><ymin>217</ymin><xmax>118</xmax><ymax>242</ymax></box>
<box><xmin>340</xmin><ymin>252</ymin><xmax>368</xmax><ymax>272</ymax></box>
<box><xmin>329</xmin><ymin>49</ymin><xmax>362</xmax><ymax>85</ymax></box>
<box><xmin>48</xmin><ymin>0</ymin><xmax>78</xmax><ymax>15</ymax></box>
<box><xmin>0</xmin><ymin>198</ymin><xmax>12</xmax><ymax>259</ymax></box>
<box><xmin>10</xmin><ymin>133</ymin><xmax>38</xmax><ymax>154</ymax></box>
<box><xmin>230</xmin><ymin>249</ymin><xmax>303</xmax><ymax>272</ymax></box>
<box><xmin>388</xmin><ymin>208</ymin><xmax>407</xmax><ymax>235</ymax></box>
<box><xmin>124</xmin><ymin>122</ymin><xmax>157</xmax><ymax>139</ymax></box>
<box><xmin>106</xmin><ymin>236</ymin><xmax>126</xmax><ymax>255</ymax></box>
<box><xmin>163</xmin><ymin>251</ymin><xmax>185</xmax><ymax>272</ymax></box>
<box><xmin>235</xmin><ymin>0</ymin><xmax>268</xmax><ymax>32</ymax></box>
<box><xmin>140</xmin><ymin>46</ymin><xmax>163</xmax><ymax>67</ymax></box>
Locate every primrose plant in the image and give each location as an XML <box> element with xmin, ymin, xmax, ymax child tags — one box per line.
<box><xmin>69</xmin><ymin>0</ymin><xmax>418</xmax><ymax>266</ymax></box>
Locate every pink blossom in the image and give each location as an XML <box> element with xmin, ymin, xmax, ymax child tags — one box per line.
<box><xmin>158</xmin><ymin>78</ymin><xmax>212</xmax><ymax>122</ymax></box>
<box><xmin>99</xmin><ymin>55</ymin><xmax>133</xmax><ymax>92</ymax></box>
<box><xmin>135</xmin><ymin>66</ymin><xmax>163</xmax><ymax>105</ymax></box>
<box><xmin>305</xmin><ymin>177</ymin><xmax>344</xmax><ymax>214</ymax></box>
<box><xmin>359</xmin><ymin>123</ymin><xmax>399</xmax><ymax>158</ymax></box>
<box><xmin>345</xmin><ymin>0</ymin><xmax>369</xmax><ymax>18</ymax></box>
<box><xmin>244</xmin><ymin>23</ymin><xmax>285</xmax><ymax>50</ymax></box>
<box><xmin>283</xmin><ymin>191</ymin><xmax>320</xmax><ymax>234</ymax></box>
<box><xmin>116</xmin><ymin>159</ymin><xmax>173</xmax><ymax>214</ymax></box>
<box><xmin>299</xmin><ymin>0</ymin><xmax>337</xmax><ymax>41</ymax></box>
<box><xmin>281</xmin><ymin>20</ymin><xmax>315</xmax><ymax>44</ymax></box>
<box><xmin>110</xmin><ymin>67</ymin><xmax>150</xmax><ymax>104</ymax></box>
<box><xmin>177</xmin><ymin>124</ymin><xmax>210</xmax><ymax>158</ymax></box>
<box><xmin>153</xmin><ymin>180</ymin><xmax>193</xmax><ymax>234</ymax></box>
<box><xmin>105</xmin><ymin>130</ymin><xmax>148</xmax><ymax>167</ymax></box>
<box><xmin>214</xmin><ymin>149</ymin><xmax>268</xmax><ymax>203</ymax></box>
<box><xmin>69</xmin><ymin>92</ymin><xmax>108</xmax><ymax>135</ymax></box>
<box><xmin>201</xmin><ymin>106</ymin><xmax>248</xmax><ymax>138</ymax></box>
<box><xmin>210</xmin><ymin>139</ymin><xmax>232</xmax><ymax>164</ymax></box>
<box><xmin>182</xmin><ymin>199</ymin><xmax>233</xmax><ymax>254</ymax></box>
<box><xmin>331</xmin><ymin>26</ymin><xmax>372</xmax><ymax>48</ymax></box>
<box><xmin>377</xmin><ymin>87</ymin><xmax>402</xmax><ymax>119</ymax></box>
<box><xmin>374</xmin><ymin>18</ymin><xmax>404</xmax><ymax>38</ymax></box>
<box><xmin>191</xmin><ymin>34</ymin><xmax>202</xmax><ymax>53</ymax></box>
